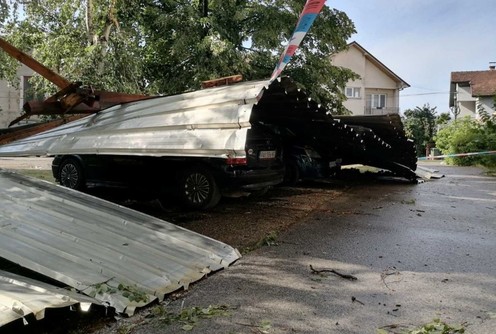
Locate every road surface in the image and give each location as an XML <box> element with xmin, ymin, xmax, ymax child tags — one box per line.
<box><xmin>125</xmin><ymin>163</ymin><xmax>496</xmax><ymax>334</ymax></box>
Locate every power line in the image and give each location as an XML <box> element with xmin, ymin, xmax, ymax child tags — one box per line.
<box><xmin>401</xmin><ymin>91</ymin><xmax>450</xmax><ymax>97</ymax></box>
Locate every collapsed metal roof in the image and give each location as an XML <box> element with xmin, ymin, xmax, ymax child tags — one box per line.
<box><xmin>0</xmin><ymin>79</ymin><xmax>271</xmax><ymax>158</ymax></box>
<box><xmin>0</xmin><ymin>169</ymin><xmax>240</xmax><ymax>323</ymax></box>
<box><xmin>0</xmin><ymin>77</ymin><xmax>333</xmax><ymax>161</ymax></box>
<box><xmin>0</xmin><ymin>76</ymin><xmax>417</xmax><ymax>179</ymax></box>
<box><xmin>334</xmin><ymin>113</ymin><xmax>417</xmax><ymax>174</ymax></box>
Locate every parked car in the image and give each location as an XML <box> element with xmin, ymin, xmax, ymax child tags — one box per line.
<box><xmin>283</xmin><ymin>145</ymin><xmax>342</xmax><ymax>185</ymax></box>
<box><xmin>52</xmin><ymin>124</ymin><xmax>284</xmax><ymax>210</ymax></box>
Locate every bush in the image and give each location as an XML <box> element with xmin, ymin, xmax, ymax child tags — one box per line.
<box><xmin>435</xmin><ymin>116</ymin><xmax>496</xmax><ymax>167</ymax></box>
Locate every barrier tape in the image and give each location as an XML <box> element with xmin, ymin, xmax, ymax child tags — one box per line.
<box><xmin>269</xmin><ymin>0</ymin><xmax>326</xmax><ymax>83</ymax></box>
<box><xmin>418</xmin><ymin>150</ymin><xmax>496</xmax><ymax>160</ymax></box>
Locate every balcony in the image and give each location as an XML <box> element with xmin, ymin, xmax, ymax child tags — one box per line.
<box><xmin>364</xmin><ymin>107</ymin><xmax>400</xmax><ymax>115</ymax></box>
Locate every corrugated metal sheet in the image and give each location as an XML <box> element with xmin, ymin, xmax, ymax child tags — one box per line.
<box><xmin>0</xmin><ymin>270</ymin><xmax>98</xmax><ymax>327</ymax></box>
<box><xmin>0</xmin><ymin>169</ymin><xmax>240</xmax><ymax>317</ymax></box>
<box><xmin>0</xmin><ymin>80</ymin><xmax>270</xmax><ymax>158</ymax></box>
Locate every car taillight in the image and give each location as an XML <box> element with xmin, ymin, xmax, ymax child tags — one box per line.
<box><xmin>226</xmin><ymin>157</ymin><xmax>247</xmax><ymax>165</ymax></box>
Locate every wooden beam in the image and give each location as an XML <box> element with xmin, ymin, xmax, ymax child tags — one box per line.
<box><xmin>201</xmin><ymin>75</ymin><xmax>243</xmax><ymax>89</ymax></box>
<box><xmin>0</xmin><ymin>37</ymin><xmax>70</xmax><ymax>89</ymax></box>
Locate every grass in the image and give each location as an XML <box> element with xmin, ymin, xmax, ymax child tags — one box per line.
<box><xmin>484</xmin><ymin>166</ymin><xmax>496</xmax><ymax>177</ymax></box>
<box><xmin>14</xmin><ymin>169</ymin><xmax>55</xmax><ymax>183</ymax></box>
<box><xmin>241</xmin><ymin>231</ymin><xmax>279</xmax><ymax>254</ymax></box>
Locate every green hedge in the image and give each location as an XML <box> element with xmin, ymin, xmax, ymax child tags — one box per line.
<box><xmin>435</xmin><ymin>117</ymin><xmax>496</xmax><ymax>167</ymax></box>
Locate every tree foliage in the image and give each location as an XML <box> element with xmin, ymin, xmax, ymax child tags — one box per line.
<box><xmin>403</xmin><ymin>104</ymin><xmax>438</xmax><ymax>156</ymax></box>
<box><xmin>0</xmin><ymin>0</ymin><xmax>357</xmax><ymax>112</ymax></box>
<box><xmin>435</xmin><ymin>112</ymin><xmax>496</xmax><ymax>167</ymax></box>
<box><xmin>1</xmin><ymin>0</ymin><xmax>147</xmax><ymax>94</ymax></box>
<box><xmin>436</xmin><ymin>112</ymin><xmax>451</xmax><ymax>126</ymax></box>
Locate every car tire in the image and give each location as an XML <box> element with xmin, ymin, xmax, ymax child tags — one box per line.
<box><xmin>58</xmin><ymin>157</ymin><xmax>86</xmax><ymax>190</ymax></box>
<box><xmin>177</xmin><ymin>166</ymin><xmax>221</xmax><ymax>210</ymax></box>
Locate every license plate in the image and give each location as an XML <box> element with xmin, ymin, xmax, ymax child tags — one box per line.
<box><xmin>259</xmin><ymin>150</ymin><xmax>276</xmax><ymax>159</ymax></box>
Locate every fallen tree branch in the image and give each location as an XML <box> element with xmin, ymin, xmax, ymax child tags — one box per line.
<box><xmin>309</xmin><ymin>265</ymin><xmax>358</xmax><ymax>281</ymax></box>
<box><xmin>351</xmin><ymin>296</ymin><xmax>364</xmax><ymax>305</ymax></box>
<box><xmin>380</xmin><ymin>267</ymin><xmax>401</xmax><ymax>290</ymax></box>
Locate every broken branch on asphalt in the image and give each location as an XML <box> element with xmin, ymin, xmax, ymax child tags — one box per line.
<box><xmin>351</xmin><ymin>296</ymin><xmax>364</xmax><ymax>305</ymax></box>
<box><xmin>309</xmin><ymin>265</ymin><xmax>358</xmax><ymax>281</ymax></box>
<box><xmin>381</xmin><ymin>266</ymin><xmax>402</xmax><ymax>290</ymax></box>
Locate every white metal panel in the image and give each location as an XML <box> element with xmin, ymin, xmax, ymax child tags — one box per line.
<box><xmin>0</xmin><ymin>170</ymin><xmax>240</xmax><ymax>316</ymax></box>
<box><xmin>0</xmin><ymin>270</ymin><xmax>98</xmax><ymax>327</ymax></box>
<box><xmin>0</xmin><ymin>80</ymin><xmax>269</xmax><ymax>158</ymax></box>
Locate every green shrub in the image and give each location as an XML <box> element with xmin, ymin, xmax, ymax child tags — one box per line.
<box><xmin>435</xmin><ymin>116</ymin><xmax>496</xmax><ymax>167</ymax></box>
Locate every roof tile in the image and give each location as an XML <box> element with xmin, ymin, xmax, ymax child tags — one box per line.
<box><xmin>451</xmin><ymin>70</ymin><xmax>496</xmax><ymax>96</ymax></box>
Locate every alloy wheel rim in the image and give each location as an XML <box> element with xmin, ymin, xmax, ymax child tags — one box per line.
<box><xmin>184</xmin><ymin>173</ymin><xmax>210</xmax><ymax>204</ymax></box>
<box><xmin>61</xmin><ymin>164</ymin><xmax>79</xmax><ymax>188</ymax></box>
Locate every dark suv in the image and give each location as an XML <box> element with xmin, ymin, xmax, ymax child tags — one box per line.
<box><xmin>283</xmin><ymin>144</ymin><xmax>342</xmax><ymax>185</ymax></box>
<box><xmin>52</xmin><ymin>124</ymin><xmax>284</xmax><ymax>210</ymax></box>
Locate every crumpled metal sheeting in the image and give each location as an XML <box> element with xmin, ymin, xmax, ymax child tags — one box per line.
<box><xmin>0</xmin><ymin>80</ymin><xmax>270</xmax><ymax>158</ymax></box>
<box><xmin>333</xmin><ymin>113</ymin><xmax>417</xmax><ymax>171</ymax></box>
<box><xmin>0</xmin><ymin>270</ymin><xmax>98</xmax><ymax>327</ymax></box>
<box><xmin>0</xmin><ymin>170</ymin><xmax>240</xmax><ymax>316</ymax></box>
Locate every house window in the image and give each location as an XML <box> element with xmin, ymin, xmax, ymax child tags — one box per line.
<box><xmin>345</xmin><ymin>87</ymin><xmax>361</xmax><ymax>98</ymax></box>
<box><xmin>370</xmin><ymin>94</ymin><xmax>386</xmax><ymax>108</ymax></box>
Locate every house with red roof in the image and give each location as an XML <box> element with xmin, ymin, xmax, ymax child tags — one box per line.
<box><xmin>449</xmin><ymin>64</ymin><xmax>496</xmax><ymax>118</ymax></box>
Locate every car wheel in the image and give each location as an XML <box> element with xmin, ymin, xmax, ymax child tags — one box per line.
<box><xmin>177</xmin><ymin>167</ymin><xmax>221</xmax><ymax>210</ymax></box>
<box><xmin>59</xmin><ymin>157</ymin><xmax>85</xmax><ymax>190</ymax></box>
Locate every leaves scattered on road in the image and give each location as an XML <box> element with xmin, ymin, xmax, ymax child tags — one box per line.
<box><xmin>378</xmin><ymin>318</ymin><xmax>466</xmax><ymax>334</ymax></box>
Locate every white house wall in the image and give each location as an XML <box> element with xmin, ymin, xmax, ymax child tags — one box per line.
<box><xmin>478</xmin><ymin>97</ymin><xmax>495</xmax><ymax>116</ymax></box>
<box><xmin>0</xmin><ymin>78</ymin><xmax>17</xmax><ymax>127</ymax></box>
<box><xmin>454</xmin><ymin>84</ymin><xmax>478</xmax><ymax>118</ymax></box>
<box><xmin>456</xmin><ymin>84</ymin><xmax>476</xmax><ymax>102</ymax></box>
<box><xmin>364</xmin><ymin>60</ymin><xmax>400</xmax><ymax>112</ymax></box>
<box><xmin>334</xmin><ymin>46</ymin><xmax>366</xmax><ymax>76</ymax></box>
<box><xmin>364</xmin><ymin>60</ymin><xmax>398</xmax><ymax>90</ymax></box>
<box><xmin>0</xmin><ymin>65</ymin><xmax>33</xmax><ymax>128</ymax></box>
<box><xmin>332</xmin><ymin>44</ymin><xmax>404</xmax><ymax>115</ymax></box>
<box><xmin>344</xmin><ymin>92</ymin><xmax>364</xmax><ymax>114</ymax></box>
<box><xmin>333</xmin><ymin>47</ymin><xmax>366</xmax><ymax>114</ymax></box>
<box><xmin>458</xmin><ymin>100</ymin><xmax>476</xmax><ymax>118</ymax></box>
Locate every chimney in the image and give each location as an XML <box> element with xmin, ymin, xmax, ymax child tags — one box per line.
<box><xmin>490</xmin><ymin>62</ymin><xmax>496</xmax><ymax>70</ymax></box>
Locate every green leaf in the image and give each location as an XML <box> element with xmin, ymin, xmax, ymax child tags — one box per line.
<box><xmin>487</xmin><ymin>311</ymin><xmax>496</xmax><ymax>319</ymax></box>
<box><xmin>259</xmin><ymin>319</ymin><xmax>272</xmax><ymax>333</ymax></box>
<box><xmin>181</xmin><ymin>324</ymin><xmax>194</xmax><ymax>331</ymax></box>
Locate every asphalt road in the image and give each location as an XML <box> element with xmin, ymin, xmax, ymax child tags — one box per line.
<box><xmin>130</xmin><ymin>163</ymin><xmax>496</xmax><ymax>334</ymax></box>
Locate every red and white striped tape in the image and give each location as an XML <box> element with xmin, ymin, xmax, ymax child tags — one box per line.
<box><xmin>419</xmin><ymin>150</ymin><xmax>496</xmax><ymax>160</ymax></box>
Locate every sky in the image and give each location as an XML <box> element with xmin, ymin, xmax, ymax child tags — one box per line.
<box><xmin>328</xmin><ymin>0</ymin><xmax>496</xmax><ymax>114</ymax></box>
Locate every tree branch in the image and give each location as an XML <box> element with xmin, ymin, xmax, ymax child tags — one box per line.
<box><xmin>309</xmin><ymin>265</ymin><xmax>358</xmax><ymax>281</ymax></box>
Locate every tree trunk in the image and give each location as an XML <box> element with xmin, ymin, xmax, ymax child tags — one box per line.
<box><xmin>201</xmin><ymin>0</ymin><xmax>209</xmax><ymax>17</ymax></box>
<box><xmin>85</xmin><ymin>0</ymin><xmax>94</xmax><ymax>45</ymax></box>
<box><xmin>86</xmin><ymin>0</ymin><xmax>119</xmax><ymax>75</ymax></box>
